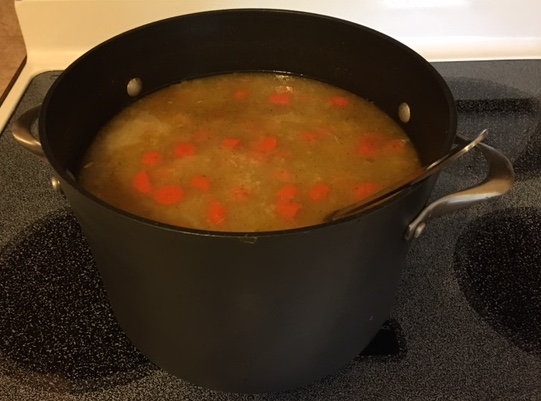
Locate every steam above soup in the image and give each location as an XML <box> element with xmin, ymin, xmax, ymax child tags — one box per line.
<box><xmin>78</xmin><ymin>73</ymin><xmax>421</xmax><ymax>232</ymax></box>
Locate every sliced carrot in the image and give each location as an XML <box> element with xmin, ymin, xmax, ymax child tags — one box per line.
<box><xmin>234</xmin><ymin>89</ymin><xmax>250</xmax><ymax>100</ymax></box>
<box><xmin>141</xmin><ymin>151</ymin><xmax>162</xmax><ymax>166</ymax></box>
<box><xmin>275</xmin><ymin>199</ymin><xmax>302</xmax><ymax>220</ymax></box>
<box><xmin>154</xmin><ymin>185</ymin><xmax>184</xmax><ymax>205</ymax></box>
<box><xmin>276</xmin><ymin>184</ymin><xmax>299</xmax><ymax>201</ymax></box>
<box><xmin>269</xmin><ymin>92</ymin><xmax>291</xmax><ymax>106</ymax></box>
<box><xmin>358</xmin><ymin>143</ymin><xmax>376</xmax><ymax>157</ymax></box>
<box><xmin>207</xmin><ymin>200</ymin><xmax>226</xmax><ymax>225</ymax></box>
<box><xmin>329</xmin><ymin>96</ymin><xmax>350</xmax><ymax>107</ymax></box>
<box><xmin>253</xmin><ymin>136</ymin><xmax>278</xmax><ymax>153</ymax></box>
<box><xmin>174</xmin><ymin>142</ymin><xmax>197</xmax><ymax>158</ymax></box>
<box><xmin>300</xmin><ymin>130</ymin><xmax>318</xmax><ymax>145</ymax></box>
<box><xmin>191</xmin><ymin>175</ymin><xmax>211</xmax><ymax>192</ymax></box>
<box><xmin>132</xmin><ymin>170</ymin><xmax>152</xmax><ymax>194</ymax></box>
<box><xmin>308</xmin><ymin>183</ymin><xmax>330</xmax><ymax>201</ymax></box>
<box><xmin>353</xmin><ymin>182</ymin><xmax>380</xmax><ymax>201</ymax></box>
<box><xmin>357</xmin><ymin>132</ymin><xmax>386</xmax><ymax>158</ymax></box>
<box><xmin>222</xmin><ymin>137</ymin><xmax>241</xmax><ymax>150</ymax></box>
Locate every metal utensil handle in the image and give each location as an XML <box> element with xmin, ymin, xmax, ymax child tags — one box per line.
<box><xmin>405</xmin><ymin>140</ymin><xmax>515</xmax><ymax>240</ymax></box>
<box><xmin>11</xmin><ymin>105</ymin><xmax>46</xmax><ymax>160</ymax></box>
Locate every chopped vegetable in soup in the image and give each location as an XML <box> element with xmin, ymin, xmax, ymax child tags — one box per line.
<box><xmin>78</xmin><ymin>73</ymin><xmax>421</xmax><ymax>232</ymax></box>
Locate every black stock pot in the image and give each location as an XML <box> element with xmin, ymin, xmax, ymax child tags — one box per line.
<box><xmin>11</xmin><ymin>9</ymin><xmax>514</xmax><ymax>393</ymax></box>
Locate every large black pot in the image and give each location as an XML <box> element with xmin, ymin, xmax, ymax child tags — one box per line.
<box><xmin>12</xmin><ymin>9</ymin><xmax>514</xmax><ymax>393</ymax></box>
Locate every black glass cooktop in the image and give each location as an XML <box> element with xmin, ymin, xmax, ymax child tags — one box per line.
<box><xmin>0</xmin><ymin>60</ymin><xmax>540</xmax><ymax>400</ymax></box>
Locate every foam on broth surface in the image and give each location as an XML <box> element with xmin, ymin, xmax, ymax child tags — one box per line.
<box><xmin>78</xmin><ymin>73</ymin><xmax>421</xmax><ymax>232</ymax></box>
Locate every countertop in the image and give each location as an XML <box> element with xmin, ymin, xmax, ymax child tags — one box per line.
<box><xmin>0</xmin><ymin>0</ymin><xmax>25</xmax><ymax>103</ymax></box>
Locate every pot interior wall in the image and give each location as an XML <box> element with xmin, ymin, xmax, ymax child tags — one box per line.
<box><xmin>40</xmin><ymin>9</ymin><xmax>456</xmax><ymax>181</ymax></box>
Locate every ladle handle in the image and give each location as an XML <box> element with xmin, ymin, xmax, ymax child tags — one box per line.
<box><xmin>405</xmin><ymin>140</ymin><xmax>515</xmax><ymax>240</ymax></box>
<box><xmin>11</xmin><ymin>105</ymin><xmax>46</xmax><ymax>161</ymax></box>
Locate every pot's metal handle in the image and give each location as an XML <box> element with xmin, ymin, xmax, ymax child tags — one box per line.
<box><xmin>405</xmin><ymin>140</ymin><xmax>515</xmax><ymax>240</ymax></box>
<box><xmin>11</xmin><ymin>105</ymin><xmax>63</xmax><ymax>193</ymax></box>
<box><xmin>11</xmin><ymin>105</ymin><xmax>47</xmax><ymax>161</ymax></box>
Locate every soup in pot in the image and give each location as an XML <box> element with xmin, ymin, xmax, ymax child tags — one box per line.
<box><xmin>78</xmin><ymin>73</ymin><xmax>421</xmax><ymax>232</ymax></box>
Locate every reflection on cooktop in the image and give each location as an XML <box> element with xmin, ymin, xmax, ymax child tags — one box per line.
<box><xmin>0</xmin><ymin>210</ymin><xmax>155</xmax><ymax>394</ymax></box>
<box><xmin>454</xmin><ymin>207</ymin><xmax>541</xmax><ymax>355</ymax></box>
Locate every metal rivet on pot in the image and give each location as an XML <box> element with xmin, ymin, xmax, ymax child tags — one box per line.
<box><xmin>127</xmin><ymin>78</ymin><xmax>143</xmax><ymax>97</ymax></box>
<box><xmin>398</xmin><ymin>102</ymin><xmax>410</xmax><ymax>123</ymax></box>
<box><xmin>50</xmin><ymin>176</ymin><xmax>63</xmax><ymax>194</ymax></box>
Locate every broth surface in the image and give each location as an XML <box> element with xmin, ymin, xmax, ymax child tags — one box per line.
<box><xmin>79</xmin><ymin>73</ymin><xmax>421</xmax><ymax>232</ymax></box>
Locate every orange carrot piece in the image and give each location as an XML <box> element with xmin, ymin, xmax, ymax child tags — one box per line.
<box><xmin>207</xmin><ymin>200</ymin><xmax>226</xmax><ymax>225</ymax></box>
<box><xmin>275</xmin><ymin>199</ymin><xmax>302</xmax><ymax>220</ymax></box>
<box><xmin>308</xmin><ymin>183</ymin><xmax>330</xmax><ymax>201</ymax></box>
<box><xmin>141</xmin><ymin>151</ymin><xmax>162</xmax><ymax>166</ymax></box>
<box><xmin>132</xmin><ymin>170</ymin><xmax>152</xmax><ymax>194</ymax></box>
<box><xmin>234</xmin><ymin>89</ymin><xmax>250</xmax><ymax>100</ymax></box>
<box><xmin>358</xmin><ymin>142</ymin><xmax>377</xmax><ymax>158</ymax></box>
<box><xmin>191</xmin><ymin>175</ymin><xmax>211</xmax><ymax>192</ymax></box>
<box><xmin>353</xmin><ymin>182</ymin><xmax>380</xmax><ymax>200</ymax></box>
<box><xmin>269</xmin><ymin>92</ymin><xmax>291</xmax><ymax>106</ymax></box>
<box><xmin>276</xmin><ymin>184</ymin><xmax>299</xmax><ymax>201</ymax></box>
<box><xmin>300</xmin><ymin>130</ymin><xmax>318</xmax><ymax>145</ymax></box>
<box><xmin>222</xmin><ymin>137</ymin><xmax>241</xmax><ymax>150</ymax></box>
<box><xmin>253</xmin><ymin>136</ymin><xmax>278</xmax><ymax>153</ymax></box>
<box><xmin>357</xmin><ymin>132</ymin><xmax>386</xmax><ymax>158</ymax></box>
<box><xmin>329</xmin><ymin>96</ymin><xmax>350</xmax><ymax>107</ymax></box>
<box><xmin>154</xmin><ymin>185</ymin><xmax>184</xmax><ymax>205</ymax></box>
<box><xmin>174</xmin><ymin>142</ymin><xmax>197</xmax><ymax>158</ymax></box>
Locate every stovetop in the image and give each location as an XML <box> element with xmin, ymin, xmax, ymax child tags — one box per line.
<box><xmin>0</xmin><ymin>60</ymin><xmax>540</xmax><ymax>400</ymax></box>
